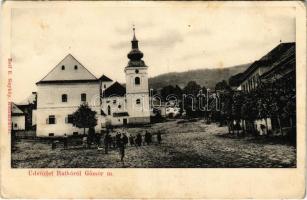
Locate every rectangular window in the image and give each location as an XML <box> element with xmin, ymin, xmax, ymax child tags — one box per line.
<box><xmin>73</xmin><ymin>132</ymin><xmax>78</xmax><ymax>136</ymax></box>
<box><xmin>49</xmin><ymin>133</ymin><xmax>54</xmax><ymax>136</ymax></box>
<box><xmin>67</xmin><ymin>115</ymin><xmax>74</xmax><ymax>124</ymax></box>
<box><xmin>48</xmin><ymin>115</ymin><xmax>56</xmax><ymax>124</ymax></box>
<box><xmin>81</xmin><ymin>93</ymin><xmax>86</xmax><ymax>102</ymax></box>
<box><xmin>113</xmin><ymin>100</ymin><xmax>116</xmax><ymax>104</ymax></box>
<box><xmin>62</xmin><ymin>94</ymin><xmax>67</xmax><ymax>102</ymax></box>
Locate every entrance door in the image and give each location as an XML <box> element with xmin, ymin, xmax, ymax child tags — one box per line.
<box><xmin>123</xmin><ymin>118</ymin><xmax>127</xmax><ymax>125</ymax></box>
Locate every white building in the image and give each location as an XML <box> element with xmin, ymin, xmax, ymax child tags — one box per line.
<box><xmin>11</xmin><ymin>103</ymin><xmax>25</xmax><ymax>131</ymax></box>
<box><xmin>165</xmin><ymin>101</ymin><xmax>181</xmax><ymax>117</ymax></box>
<box><xmin>35</xmin><ymin>29</ymin><xmax>150</xmax><ymax>137</ymax></box>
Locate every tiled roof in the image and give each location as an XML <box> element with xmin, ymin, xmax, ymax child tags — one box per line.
<box><xmin>36</xmin><ymin>79</ymin><xmax>99</xmax><ymax>84</ymax></box>
<box><xmin>103</xmin><ymin>82</ymin><xmax>126</xmax><ymax>97</ymax></box>
<box><xmin>99</xmin><ymin>75</ymin><xmax>113</xmax><ymax>82</ymax></box>
<box><xmin>11</xmin><ymin>103</ymin><xmax>25</xmax><ymax>115</ymax></box>
<box><xmin>239</xmin><ymin>42</ymin><xmax>295</xmax><ymax>83</ymax></box>
<box><xmin>37</xmin><ymin>54</ymin><xmax>97</xmax><ymax>84</ymax></box>
<box><xmin>261</xmin><ymin>44</ymin><xmax>295</xmax><ymax>79</ymax></box>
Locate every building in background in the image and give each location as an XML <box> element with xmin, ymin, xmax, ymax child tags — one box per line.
<box><xmin>11</xmin><ymin>103</ymin><xmax>26</xmax><ymax>131</ymax></box>
<box><xmin>16</xmin><ymin>92</ymin><xmax>37</xmax><ymax>130</ymax></box>
<box><xmin>165</xmin><ymin>100</ymin><xmax>181</xmax><ymax>118</ymax></box>
<box><xmin>234</xmin><ymin>42</ymin><xmax>295</xmax><ymax>135</ymax></box>
<box><xmin>238</xmin><ymin>42</ymin><xmax>295</xmax><ymax>92</ymax></box>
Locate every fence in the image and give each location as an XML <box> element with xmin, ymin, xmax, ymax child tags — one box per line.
<box><xmin>15</xmin><ymin>130</ymin><xmax>36</xmax><ymax>139</ymax></box>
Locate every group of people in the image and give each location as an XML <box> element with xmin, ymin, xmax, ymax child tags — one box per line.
<box><xmin>103</xmin><ymin>130</ymin><xmax>128</xmax><ymax>161</ymax></box>
<box><xmin>51</xmin><ymin>128</ymin><xmax>163</xmax><ymax>163</ymax></box>
<box><xmin>131</xmin><ymin>131</ymin><xmax>162</xmax><ymax>146</ymax></box>
<box><xmin>103</xmin><ymin>129</ymin><xmax>163</xmax><ymax>162</ymax></box>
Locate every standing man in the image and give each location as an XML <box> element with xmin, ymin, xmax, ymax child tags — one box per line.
<box><xmin>104</xmin><ymin>130</ymin><xmax>110</xmax><ymax>154</ymax></box>
<box><xmin>63</xmin><ymin>134</ymin><xmax>68</xmax><ymax>150</ymax></box>
<box><xmin>123</xmin><ymin>133</ymin><xmax>128</xmax><ymax>147</ymax></box>
<box><xmin>157</xmin><ymin>131</ymin><xmax>162</xmax><ymax>144</ymax></box>
<box><xmin>129</xmin><ymin>134</ymin><xmax>135</xmax><ymax>146</ymax></box>
<box><xmin>51</xmin><ymin>140</ymin><xmax>56</xmax><ymax>150</ymax></box>
<box><xmin>119</xmin><ymin>134</ymin><xmax>125</xmax><ymax>163</ymax></box>
<box><xmin>136</xmin><ymin>133</ymin><xmax>142</xmax><ymax>147</ymax></box>
<box><xmin>115</xmin><ymin>132</ymin><xmax>121</xmax><ymax>148</ymax></box>
<box><xmin>145</xmin><ymin>131</ymin><xmax>151</xmax><ymax>145</ymax></box>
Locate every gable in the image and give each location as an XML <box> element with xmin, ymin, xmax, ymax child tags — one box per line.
<box><xmin>103</xmin><ymin>82</ymin><xmax>126</xmax><ymax>97</ymax></box>
<box><xmin>12</xmin><ymin>103</ymin><xmax>24</xmax><ymax>114</ymax></box>
<box><xmin>99</xmin><ymin>74</ymin><xmax>113</xmax><ymax>82</ymax></box>
<box><xmin>38</xmin><ymin>54</ymin><xmax>97</xmax><ymax>83</ymax></box>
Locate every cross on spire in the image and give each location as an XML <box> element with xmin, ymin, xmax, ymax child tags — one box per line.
<box><xmin>132</xmin><ymin>24</ymin><xmax>137</xmax><ymax>41</ymax></box>
<box><xmin>127</xmin><ymin>24</ymin><xmax>145</xmax><ymax>66</ymax></box>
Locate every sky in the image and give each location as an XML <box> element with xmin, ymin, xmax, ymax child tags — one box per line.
<box><xmin>11</xmin><ymin>2</ymin><xmax>296</xmax><ymax>102</ymax></box>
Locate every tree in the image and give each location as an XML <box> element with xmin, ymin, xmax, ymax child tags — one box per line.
<box><xmin>183</xmin><ymin>81</ymin><xmax>202</xmax><ymax>117</ymax></box>
<box><xmin>161</xmin><ymin>85</ymin><xmax>182</xmax><ymax>101</ymax></box>
<box><xmin>229</xmin><ymin>73</ymin><xmax>244</xmax><ymax>88</ymax></box>
<box><xmin>215</xmin><ymin>80</ymin><xmax>231</xmax><ymax>91</ymax></box>
<box><xmin>72</xmin><ymin>104</ymin><xmax>97</xmax><ymax>135</ymax></box>
<box><xmin>219</xmin><ymin>90</ymin><xmax>233</xmax><ymax>128</ymax></box>
<box><xmin>161</xmin><ymin>85</ymin><xmax>175</xmax><ymax>101</ymax></box>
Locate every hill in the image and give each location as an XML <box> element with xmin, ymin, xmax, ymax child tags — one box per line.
<box><xmin>148</xmin><ymin>63</ymin><xmax>250</xmax><ymax>90</ymax></box>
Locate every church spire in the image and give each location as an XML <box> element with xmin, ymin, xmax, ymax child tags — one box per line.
<box><xmin>131</xmin><ymin>25</ymin><xmax>138</xmax><ymax>49</ymax></box>
<box><xmin>127</xmin><ymin>25</ymin><xmax>143</xmax><ymax>62</ymax></box>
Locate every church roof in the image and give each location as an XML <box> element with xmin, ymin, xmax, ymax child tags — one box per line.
<box><xmin>103</xmin><ymin>82</ymin><xmax>126</xmax><ymax>97</ymax></box>
<box><xmin>36</xmin><ymin>54</ymin><xmax>98</xmax><ymax>84</ymax></box>
<box><xmin>11</xmin><ymin>103</ymin><xmax>25</xmax><ymax>116</ymax></box>
<box><xmin>99</xmin><ymin>74</ymin><xmax>113</xmax><ymax>82</ymax></box>
<box><xmin>126</xmin><ymin>27</ymin><xmax>147</xmax><ymax>68</ymax></box>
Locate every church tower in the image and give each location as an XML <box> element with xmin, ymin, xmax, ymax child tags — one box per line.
<box><xmin>125</xmin><ymin>27</ymin><xmax>150</xmax><ymax>124</ymax></box>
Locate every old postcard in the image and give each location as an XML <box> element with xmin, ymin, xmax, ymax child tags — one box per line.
<box><xmin>0</xmin><ymin>1</ymin><xmax>306</xmax><ymax>198</ymax></box>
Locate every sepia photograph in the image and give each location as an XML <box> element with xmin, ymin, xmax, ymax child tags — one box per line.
<box><xmin>9</xmin><ymin>2</ymin><xmax>297</xmax><ymax>169</ymax></box>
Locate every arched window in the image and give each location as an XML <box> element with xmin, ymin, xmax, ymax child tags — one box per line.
<box><xmin>135</xmin><ymin>77</ymin><xmax>140</xmax><ymax>85</ymax></box>
<box><xmin>107</xmin><ymin>105</ymin><xmax>111</xmax><ymax>115</ymax></box>
<box><xmin>62</xmin><ymin>94</ymin><xmax>67</xmax><ymax>102</ymax></box>
<box><xmin>136</xmin><ymin>99</ymin><xmax>141</xmax><ymax>104</ymax></box>
<box><xmin>81</xmin><ymin>93</ymin><xmax>86</xmax><ymax>102</ymax></box>
<box><xmin>61</xmin><ymin>65</ymin><xmax>65</xmax><ymax>70</ymax></box>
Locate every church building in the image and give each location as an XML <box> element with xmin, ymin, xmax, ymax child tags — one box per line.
<box><xmin>35</xmin><ymin>28</ymin><xmax>150</xmax><ymax>137</ymax></box>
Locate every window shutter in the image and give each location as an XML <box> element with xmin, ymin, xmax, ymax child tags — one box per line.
<box><xmin>65</xmin><ymin>117</ymin><xmax>68</xmax><ymax>123</ymax></box>
<box><xmin>55</xmin><ymin>118</ymin><xmax>57</xmax><ymax>124</ymax></box>
<box><xmin>46</xmin><ymin>118</ymin><xmax>49</xmax><ymax>124</ymax></box>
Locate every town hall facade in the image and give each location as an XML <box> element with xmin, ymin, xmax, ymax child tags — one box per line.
<box><xmin>35</xmin><ymin>29</ymin><xmax>150</xmax><ymax>137</ymax></box>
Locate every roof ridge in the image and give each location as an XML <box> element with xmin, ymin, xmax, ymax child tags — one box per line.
<box><xmin>103</xmin><ymin>81</ymin><xmax>126</xmax><ymax>97</ymax></box>
<box><xmin>99</xmin><ymin>74</ymin><xmax>113</xmax><ymax>81</ymax></box>
<box><xmin>38</xmin><ymin>54</ymin><xmax>97</xmax><ymax>83</ymax></box>
<box><xmin>38</xmin><ymin>54</ymin><xmax>71</xmax><ymax>82</ymax></box>
<box><xmin>69</xmin><ymin>54</ymin><xmax>97</xmax><ymax>80</ymax></box>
